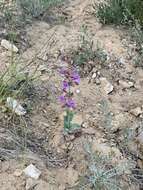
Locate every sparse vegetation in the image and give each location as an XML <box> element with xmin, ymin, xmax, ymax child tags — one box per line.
<box><xmin>70</xmin><ymin>27</ymin><xmax>108</xmax><ymax>77</ymax></box>
<box><xmin>1</xmin><ymin>0</ymin><xmax>143</xmax><ymax>189</ymax></box>
<box><xmin>95</xmin><ymin>0</ymin><xmax>143</xmax><ymax>26</ymax></box>
<box><xmin>0</xmin><ymin>45</ymin><xmax>36</xmax><ymax>108</ymax></box>
<box><xmin>77</xmin><ymin>144</ymin><xmax>136</xmax><ymax>190</ymax></box>
<box><xmin>72</xmin><ymin>27</ymin><xmax>95</xmax><ymax>67</ymax></box>
<box><xmin>95</xmin><ymin>0</ymin><xmax>143</xmax><ymax>68</ymax></box>
<box><xmin>17</xmin><ymin>0</ymin><xmax>64</xmax><ymax>18</ymax></box>
<box><xmin>131</xmin><ymin>22</ymin><xmax>143</xmax><ymax>67</ymax></box>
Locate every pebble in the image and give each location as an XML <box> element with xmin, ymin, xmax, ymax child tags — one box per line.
<box><xmin>1</xmin><ymin>39</ymin><xmax>18</xmax><ymax>53</ymax></box>
<box><xmin>100</xmin><ymin>77</ymin><xmax>114</xmax><ymax>94</ymax></box>
<box><xmin>23</xmin><ymin>164</ymin><xmax>41</xmax><ymax>180</ymax></box>
<box><xmin>91</xmin><ymin>73</ymin><xmax>97</xmax><ymax>79</ymax></box>
<box><xmin>6</xmin><ymin>97</ymin><xmax>26</xmax><ymax>116</ymax></box>
<box><xmin>130</xmin><ymin>107</ymin><xmax>142</xmax><ymax>117</ymax></box>
<box><xmin>119</xmin><ymin>80</ymin><xmax>134</xmax><ymax>89</ymax></box>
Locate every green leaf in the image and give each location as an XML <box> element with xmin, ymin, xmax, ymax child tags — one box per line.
<box><xmin>64</xmin><ymin>111</ymin><xmax>81</xmax><ymax>132</ymax></box>
<box><xmin>71</xmin><ymin>123</ymin><xmax>81</xmax><ymax>130</ymax></box>
<box><xmin>64</xmin><ymin>115</ymin><xmax>69</xmax><ymax>129</ymax></box>
<box><xmin>68</xmin><ymin>111</ymin><xmax>74</xmax><ymax>122</ymax></box>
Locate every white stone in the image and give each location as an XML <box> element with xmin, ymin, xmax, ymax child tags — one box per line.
<box><xmin>37</xmin><ymin>53</ymin><xmax>48</xmax><ymax>61</ymax></box>
<box><xmin>100</xmin><ymin>77</ymin><xmax>113</xmax><ymax>94</ymax></box>
<box><xmin>119</xmin><ymin>80</ymin><xmax>134</xmax><ymax>89</ymax></box>
<box><xmin>92</xmin><ymin>73</ymin><xmax>97</xmax><ymax>79</ymax></box>
<box><xmin>23</xmin><ymin>164</ymin><xmax>41</xmax><ymax>180</ymax></box>
<box><xmin>38</xmin><ymin>65</ymin><xmax>48</xmax><ymax>72</ymax></box>
<box><xmin>118</xmin><ymin>57</ymin><xmax>125</xmax><ymax>65</ymax></box>
<box><xmin>1</xmin><ymin>39</ymin><xmax>18</xmax><ymax>53</ymax></box>
<box><xmin>6</xmin><ymin>97</ymin><xmax>26</xmax><ymax>116</ymax></box>
<box><xmin>130</xmin><ymin>107</ymin><xmax>142</xmax><ymax>117</ymax></box>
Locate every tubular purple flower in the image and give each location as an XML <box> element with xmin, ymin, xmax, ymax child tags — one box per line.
<box><xmin>59</xmin><ymin>68</ymin><xmax>67</xmax><ymax>76</ymax></box>
<box><xmin>71</xmin><ymin>71</ymin><xmax>80</xmax><ymax>85</ymax></box>
<box><xmin>66</xmin><ymin>99</ymin><xmax>76</xmax><ymax>109</ymax></box>
<box><xmin>59</xmin><ymin>95</ymin><xmax>66</xmax><ymax>104</ymax></box>
<box><xmin>62</xmin><ymin>81</ymin><xmax>69</xmax><ymax>91</ymax></box>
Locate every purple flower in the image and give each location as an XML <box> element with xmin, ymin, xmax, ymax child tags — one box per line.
<box><xmin>66</xmin><ymin>99</ymin><xmax>76</xmax><ymax>109</ymax></box>
<box><xmin>62</xmin><ymin>81</ymin><xmax>69</xmax><ymax>91</ymax></box>
<box><xmin>59</xmin><ymin>95</ymin><xmax>66</xmax><ymax>104</ymax></box>
<box><xmin>71</xmin><ymin>71</ymin><xmax>80</xmax><ymax>85</ymax></box>
<box><xmin>59</xmin><ymin>68</ymin><xmax>67</xmax><ymax>76</ymax></box>
<box><xmin>59</xmin><ymin>67</ymin><xmax>80</xmax><ymax>110</ymax></box>
<box><xmin>59</xmin><ymin>95</ymin><xmax>76</xmax><ymax>109</ymax></box>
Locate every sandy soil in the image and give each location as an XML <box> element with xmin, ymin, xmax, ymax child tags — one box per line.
<box><xmin>0</xmin><ymin>0</ymin><xmax>143</xmax><ymax>189</ymax></box>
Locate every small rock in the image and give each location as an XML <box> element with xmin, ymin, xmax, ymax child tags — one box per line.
<box><xmin>100</xmin><ymin>77</ymin><xmax>114</xmax><ymax>94</ymax></box>
<box><xmin>91</xmin><ymin>73</ymin><xmax>97</xmax><ymax>79</ymax></box>
<box><xmin>119</xmin><ymin>80</ymin><xmax>134</xmax><ymax>89</ymax></box>
<box><xmin>97</xmin><ymin>71</ymin><xmax>101</xmax><ymax>76</ymax></box>
<box><xmin>26</xmin><ymin>178</ymin><xmax>38</xmax><ymax>190</ymax></box>
<box><xmin>130</xmin><ymin>107</ymin><xmax>142</xmax><ymax>117</ymax></box>
<box><xmin>40</xmin><ymin>76</ymin><xmax>49</xmax><ymax>81</ymax></box>
<box><xmin>1</xmin><ymin>39</ymin><xmax>18</xmax><ymax>53</ymax></box>
<box><xmin>23</xmin><ymin>164</ymin><xmax>41</xmax><ymax>180</ymax></box>
<box><xmin>13</xmin><ymin>169</ymin><xmax>23</xmax><ymax>177</ymax></box>
<box><xmin>38</xmin><ymin>65</ymin><xmax>48</xmax><ymax>72</ymax></box>
<box><xmin>37</xmin><ymin>53</ymin><xmax>48</xmax><ymax>61</ymax></box>
<box><xmin>102</xmin><ymin>50</ymin><xmax>110</xmax><ymax>61</ymax></box>
<box><xmin>137</xmin><ymin>159</ymin><xmax>143</xmax><ymax>169</ymax></box>
<box><xmin>118</xmin><ymin>57</ymin><xmax>125</xmax><ymax>65</ymax></box>
<box><xmin>95</xmin><ymin>78</ymin><xmax>101</xmax><ymax>85</ymax></box>
<box><xmin>6</xmin><ymin>97</ymin><xmax>26</xmax><ymax>116</ymax></box>
<box><xmin>82</xmin><ymin>122</ymin><xmax>88</xmax><ymax>128</ymax></box>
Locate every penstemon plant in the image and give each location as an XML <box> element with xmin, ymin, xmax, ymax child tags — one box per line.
<box><xmin>59</xmin><ymin>66</ymin><xmax>81</xmax><ymax>132</ymax></box>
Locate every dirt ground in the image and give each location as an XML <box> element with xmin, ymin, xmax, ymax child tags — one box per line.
<box><xmin>0</xmin><ymin>0</ymin><xmax>143</xmax><ymax>189</ymax></box>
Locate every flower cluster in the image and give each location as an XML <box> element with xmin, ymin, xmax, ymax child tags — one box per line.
<box><xmin>59</xmin><ymin>67</ymin><xmax>80</xmax><ymax>109</ymax></box>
